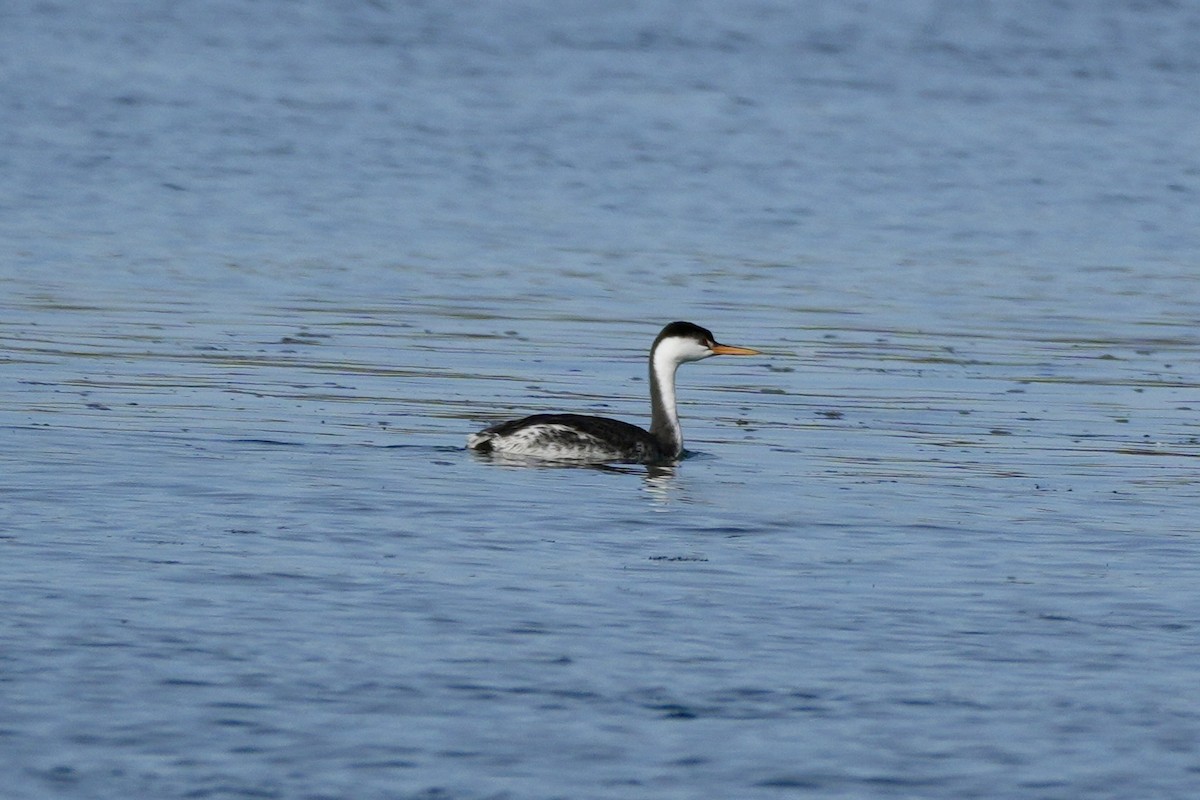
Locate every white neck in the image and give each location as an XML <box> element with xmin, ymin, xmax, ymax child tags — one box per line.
<box><xmin>647</xmin><ymin>336</ymin><xmax>710</xmax><ymax>456</ymax></box>
<box><xmin>649</xmin><ymin>344</ymin><xmax>682</xmax><ymax>454</ymax></box>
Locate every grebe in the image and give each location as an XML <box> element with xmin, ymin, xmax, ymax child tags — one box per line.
<box><xmin>467</xmin><ymin>321</ymin><xmax>760</xmax><ymax>463</ymax></box>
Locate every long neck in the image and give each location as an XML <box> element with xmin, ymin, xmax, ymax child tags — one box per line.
<box><xmin>648</xmin><ymin>348</ymin><xmax>682</xmax><ymax>457</ymax></box>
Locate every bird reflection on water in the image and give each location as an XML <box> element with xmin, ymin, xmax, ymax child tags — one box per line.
<box><xmin>469</xmin><ymin>448</ymin><xmax>683</xmax><ymax>504</ymax></box>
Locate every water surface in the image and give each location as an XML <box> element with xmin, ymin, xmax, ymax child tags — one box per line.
<box><xmin>3</xmin><ymin>2</ymin><xmax>1199</xmax><ymax>798</ymax></box>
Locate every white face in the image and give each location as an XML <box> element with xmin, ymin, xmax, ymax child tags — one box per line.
<box><xmin>655</xmin><ymin>335</ymin><xmax>713</xmax><ymax>367</ymax></box>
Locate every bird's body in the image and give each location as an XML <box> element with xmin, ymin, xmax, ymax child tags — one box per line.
<box><xmin>469</xmin><ymin>413</ymin><xmax>665</xmax><ymax>462</ymax></box>
<box><xmin>467</xmin><ymin>321</ymin><xmax>760</xmax><ymax>464</ymax></box>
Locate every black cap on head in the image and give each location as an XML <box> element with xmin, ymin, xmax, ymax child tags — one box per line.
<box><xmin>655</xmin><ymin>321</ymin><xmax>713</xmax><ymax>345</ymax></box>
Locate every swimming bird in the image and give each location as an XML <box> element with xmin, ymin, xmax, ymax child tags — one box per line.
<box><xmin>467</xmin><ymin>321</ymin><xmax>760</xmax><ymax>463</ymax></box>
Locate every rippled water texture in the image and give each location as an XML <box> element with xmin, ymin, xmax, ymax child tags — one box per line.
<box><xmin>3</xmin><ymin>2</ymin><xmax>1199</xmax><ymax>798</ymax></box>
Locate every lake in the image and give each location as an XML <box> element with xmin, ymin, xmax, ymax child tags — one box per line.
<box><xmin>2</xmin><ymin>1</ymin><xmax>1199</xmax><ymax>798</ymax></box>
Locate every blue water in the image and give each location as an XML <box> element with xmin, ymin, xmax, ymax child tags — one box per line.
<box><xmin>3</xmin><ymin>1</ymin><xmax>1200</xmax><ymax>798</ymax></box>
